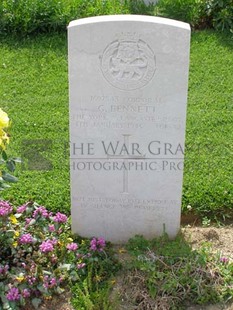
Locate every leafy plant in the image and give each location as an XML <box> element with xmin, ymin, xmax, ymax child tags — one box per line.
<box><xmin>0</xmin><ymin>108</ymin><xmax>20</xmax><ymax>191</ymax></box>
<box><xmin>156</xmin><ymin>0</ymin><xmax>233</xmax><ymax>32</ymax></box>
<box><xmin>122</xmin><ymin>234</ymin><xmax>233</xmax><ymax>309</ymax></box>
<box><xmin>205</xmin><ymin>0</ymin><xmax>233</xmax><ymax>32</ymax></box>
<box><xmin>0</xmin><ymin>0</ymin><xmax>130</xmax><ymax>35</ymax></box>
<box><xmin>71</xmin><ymin>265</ymin><xmax>116</xmax><ymax>310</ymax></box>
<box><xmin>127</xmin><ymin>0</ymin><xmax>155</xmax><ymax>16</ymax></box>
<box><xmin>0</xmin><ymin>201</ymin><xmax>112</xmax><ymax>309</ymax></box>
<box><xmin>155</xmin><ymin>0</ymin><xmax>207</xmax><ymax>28</ymax></box>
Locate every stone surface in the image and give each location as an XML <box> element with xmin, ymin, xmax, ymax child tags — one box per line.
<box><xmin>68</xmin><ymin>15</ymin><xmax>190</xmax><ymax>243</ymax></box>
<box><xmin>143</xmin><ymin>0</ymin><xmax>158</xmax><ymax>5</ymax></box>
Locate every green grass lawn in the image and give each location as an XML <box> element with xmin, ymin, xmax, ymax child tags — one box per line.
<box><xmin>0</xmin><ymin>33</ymin><xmax>70</xmax><ymax>212</ymax></box>
<box><xmin>184</xmin><ymin>30</ymin><xmax>233</xmax><ymax>219</ymax></box>
<box><xmin>0</xmin><ymin>30</ymin><xmax>232</xmax><ymax>219</ymax></box>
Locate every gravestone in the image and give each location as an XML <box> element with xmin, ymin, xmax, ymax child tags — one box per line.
<box><xmin>143</xmin><ymin>0</ymin><xmax>158</xmax><ymax>5</ymax></box>
<box><xmin>68</xmin><ymin>15</ymin><xmax>190</xmax><ymax>243</ymax></box>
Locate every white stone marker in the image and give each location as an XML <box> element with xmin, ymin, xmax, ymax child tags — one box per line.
<box><xmin>68</xmin><ymin>15</ymin><xmax>190</xmax><ymax>243</ymax></box>
<box><xmin>143</xmin><ymin>0</ymin><xmax>158</xmax><ymax>5</ymax></box>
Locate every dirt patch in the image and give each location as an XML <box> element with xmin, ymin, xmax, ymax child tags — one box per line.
<box><xmin>22</xmin><ymin>291</ymin><xmax>74</xmax><ymax>310</ymax></box>
<box><xmin>22</xmin><ymin>226</ymin><xmax>233</xmax><ymax>310</ymax></box>
<box><xmin>182</xmin><ymin>226</ymin><xmax>233</xmax><ymax>262</ymax></box>
<box><xmin>111</xmin><ymin>225</ymin><xmax>233</xmax><ymax>310</ymax></box>
<box><xmin>182</xmin><ymin>226</ymin><xmax>233</xmax><ymax>310</ymax></box>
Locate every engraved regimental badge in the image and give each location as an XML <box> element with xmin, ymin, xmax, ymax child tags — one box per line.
<box><xmin>100</xmin><ymin>35</ymin><xmax>156</xmax><ymax>91</ymax></box>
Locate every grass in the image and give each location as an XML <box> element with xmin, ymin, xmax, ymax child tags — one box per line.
<box><xmin>183</xmin><ymin>30</ymin><xmax>233</xmax><ymax>220</ymax></box>
<box><xmin>69</xmin><ymin>233</ymin><xmax>232</xmax><ymax>309</ymax></box>
<box><xmin>0</xmin><ymin>30</ymin><xmax>232</xmax><ymax>219</ymax></box>
<box><xmin>0</xmin><ymin>0</ymin><xmax>152</xmax><ymax>35</ymax></box>
<box><xmin>0</xmin><ymin>33</ymin><xmax>70</xmax><ymax>212</ymax></box>
<box><xmin>111</xmin><ymin>234</ymin><xmax>233</xmax><ymax>309</ymax></box>
<box><xmin>0</xmin><ymin>6</ymin><xmax>232</xmax><ymax>308</ymax></box>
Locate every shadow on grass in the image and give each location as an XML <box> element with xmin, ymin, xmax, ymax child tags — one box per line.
<box><xmin>191</xmin><ymin>29</ymin><xmax>233</xmax><ymax>50</ymax></box>
<box><xmin>0</xmin><ymin>32</ymin><xmax>67</xmax><ymax>55</ymax></box>
<box><xmin>214</xmin><ymin>30</ymin><xmax>233</xmax><ymax>50</ymax></box>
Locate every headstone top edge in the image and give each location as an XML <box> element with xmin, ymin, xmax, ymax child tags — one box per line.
<box><xmin>68</xmin><ymin>15</ymin><xmax>190</xmax><ymax>31</ymax></box>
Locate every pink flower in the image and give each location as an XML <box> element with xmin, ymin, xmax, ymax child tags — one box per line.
<box><xmin>0</xmin><ymin>201</ymin><xmax>13</xmax><ymax>217</ymax></box>
<box><xmin>25</xmin><ymin>218</ymin><xmax>33</xmax><ymax>228</ymax></box>
<box><xmin>39</xmin><ymin>240</ymin><xmax>54</xmax><ymax>253</ymax></box>
<box><xmin>22</xmin><ymin>289</ymin><xmax>30</xmax><ymax>298</ymax></box>
<box><xmin>90</xmin><ymin>237</ymin><xmax>106</xmax><ymax>252</ymax></box>
<box><xmin>53</xmin><ymin>212</ymin><xmax>67</xmax><ymax>223</ymax></box>
<box><xmin>0</xmin><ymin>264</ymin><xmax>9</xmax><ymax>275</ymax></box>
<box><xmin>25</xmin><ymin>218</ymin><xmax>32</xmax><ymax>224</ymax></box>
<box><xmin>26</xmin><ymin>276</ymin><xmax>36</xmax><ymax>285</ymax></box>
<box><xmin>51</xmin><ymin>238</ymin><xmax>58</xmax><ymax>245</ymax></box>
<box><xmin>50</xmin><ymin>254</ymin><xmax>57</xmax><ymax>263</ymax></box>
<box><xmin>97</xmin><ymin>237</ymin><xmax>106</xmax><ymax>248</ymax></box>
<box><xmin>50</xmin><ymin>278</ymin><xmax>56</xmax><ymax>286</ymax></box>
<box><xmin>16</xmin><ymin>203</ymin><xmax>28</xmax><ymax>213</ymax></box>
<box><xmin>33</xmin><ymin>206</ymin><xmax>49</xmax><ymax>218</ymax></box>
<box><xmin>6</xmin><ymin>287</ymin><xmax>21</xmax><ymax>301</ymax></box>
<box><xmin>66</xmin><ymin>243</ymin><xmax>78</xmax><ymax>251</ymax></box>
<box><xmin>43</xmin><ymin>276</ymin><xmax>57</xmax><ymax>289</ymax></box>
<box><xmin>220</xmin><ymin>257</ymin><xmax>229</xmax><ymax>264</ymax></box>
<box><xmin>77</xmin><ymin>263</ymin><xmax>86</xmax><ymax>269</ymax></box>
<box><xmin>43</xmin><ymin>276</ymin><xmax>49</xmax><ymax>289</ymax></box>
<box><xmin>19</xmin><ymin>233</ymin><xmax>33</xmax><ymax>244</ymax></box>
<box><xmin>48</xmin><ymin>224</ymin><xmax>55</xmax><ymax>232</ymax></box>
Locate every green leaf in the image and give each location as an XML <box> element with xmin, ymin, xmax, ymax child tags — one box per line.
<box><xmin>2</xmin><ymin>301</ymin><xmax>11</xmax><ymax>309</ymax></box>
<box><xmin>6</xmin><ymin>230</ymin><xmax>15</xmax><ymax>235</ymax></box>
<box><xmin>12</xmin><ymin>157</ymin><xmax>22</xmax><ymax>163</ymax></box>
<box><xmin>6</xmin><ymin>160</ymin><xmax>16</xmax><ymax>172</ymax></box>
<box><xmin>0</xmin><ymin>183</ymin><xmax>11</xmax><ymax>188</ymax></box>
<box><xmin>0</xmin><ymin>282</ymin><xmax>5</xmax><ymax>289</ymax></box>
<box><xmin>2</xmin><ymin>150</ymin><xmax>8</xmax><ymax>161</ymax></box>
<box><xmin>32</xmin><ymin>298</ymin><xmax>42</xmax><ymax>309</ymax></box>
<box><xmin>37</xmin><ymin>284</ymin><xmax>46</xmax><ymax>293</ymax></box>
<box><xmin>2</xmin><ymin>171</ymin><xmax>18</xmax><ymax>183</ymax></box>
<box><xmin>56</xmin><ymin>286</ymin><xmax>65</xmax><ymax>294</ymax></box>
<box><xmin>60</xmin><ymin>263</ymin><xmax>72</xmax><ymax>270</ymax></box>
<box><xmin>28</xmin><ymin>219</ymin><xmax>36</xmax><ymax>225</ymax></box>
<box><xmin>14</xmin><ymin>213</ymin><xmax>23</xmax><ymax>218</ymax></box>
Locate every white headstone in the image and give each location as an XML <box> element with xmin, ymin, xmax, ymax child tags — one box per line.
<box><xmin>68</xmin><ymin>15</ymin><xmax>190</xmax><ymax>243</ymax></box>
<box><xmin>143</xmin><ymin>0</ymin><xmax>158</xmax><ymax>5</ymax></box>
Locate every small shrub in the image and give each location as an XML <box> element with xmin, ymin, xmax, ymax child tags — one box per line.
<box><xmin>0</xmin><ymin>0</ymin><xmax>70</xmax><ymax>35</ymax></box>
<box><xmin>0</xmin><ymin>0</ymin><xmax>158</xmax><ymax>35</ymax></box>
<box><xmin>155</xmin><ymin>0</ymin><xmax>207</xmax><ymax>28</ymax></box>
<box><xmin>127</xmin><ymin>0</ymin><xmax>155</xmax><ymax>16</ymax></box>
<box><xmin>156</xmin><ymin>0</ymin><xmax>233</xmax><ymax>32</ymax></box>
<box><xmin>0</xmin><ymin>0</ymin><xmax>129</xmax><ymax>35</ymax></box>
<box><xmin>0</xmin><ymin>200</ymin><xmax>112</xmax><ymax>309</ymax></box>
<box><xmin>206</xmin><ymin>0</ymin><xmax>233</xmax><ymax>32</ymax></box>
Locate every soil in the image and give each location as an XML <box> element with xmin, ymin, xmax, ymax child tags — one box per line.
<box><xmin>180</xmin><ymin>225</ymin><xmax>233</xmax><ymax>310</ymax></box>
<box><xmin>182</xmin><ymin>226</ymin><xmax>233</xmax><ymax>262</ymax></box>
<box><xmin>22</xmin><ymin>225</ymin><xmax>233</xmax><ymax>310</ymax></box>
